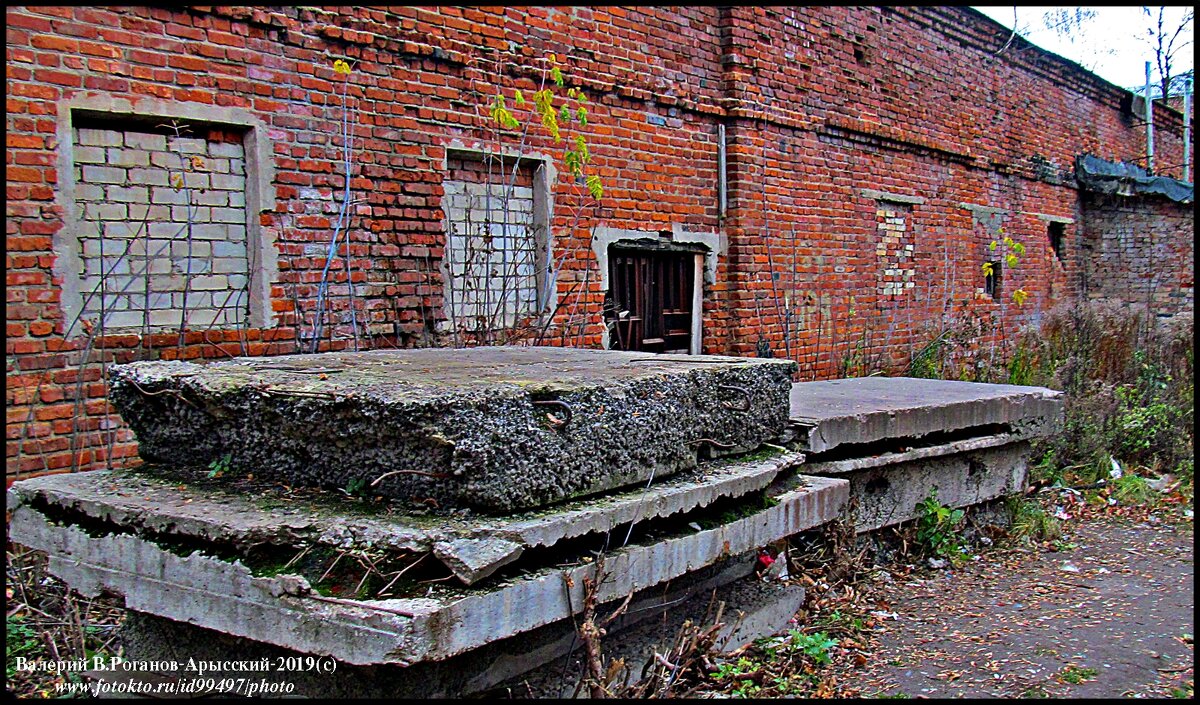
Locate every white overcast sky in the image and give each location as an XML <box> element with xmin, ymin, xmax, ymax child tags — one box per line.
<box><xmin>973</xmin><ymin>6</ymin><xmax>1194</xmax><ymax>91</ymax></box>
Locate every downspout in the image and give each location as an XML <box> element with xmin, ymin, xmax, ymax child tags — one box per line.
<box><xmin>1184</xmin><ymin>77</ymin><xmax>1192</xmax><ymax>182</ymax></box>
<box><xmin>1145</xmin><ymin>61</ymin><xmax>1155</xmax><ymax>174</ymax></box>
<box><xmin>718</xmin><ymin>123</ymin><xmax>727</xmax><ymax>221</ymax></box>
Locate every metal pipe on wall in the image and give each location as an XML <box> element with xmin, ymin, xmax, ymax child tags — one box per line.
<box><xmin>1184</xmin><ymin>77</ymin><xmax>1192</xmax><ymax>183</ymax></box>
<box><xmin>1145</xmin><ymin>61</ymin><xmax>1155</xmax><ymax>174</ymax></box>
<box><xmin>718</xmin><ymin>123</ymin><xmax>727</xmax><ymax>220</ymax></box>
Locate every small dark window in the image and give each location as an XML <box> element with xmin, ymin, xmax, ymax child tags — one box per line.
<box><xmin>1047</xmin><ymin>222</ymin><xmax>1065</xmax><ymax>262</ymax></box>
<box><xmin>984</xmin><ymin>261</ymin><xmax>1001</xmax><ymax>300</ymax></box>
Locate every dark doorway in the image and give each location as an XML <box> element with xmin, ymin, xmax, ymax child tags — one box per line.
<box><xmin>606</xmin><ymin>247</ymin><xmax>697</xmax><ymax>353</ymax></box>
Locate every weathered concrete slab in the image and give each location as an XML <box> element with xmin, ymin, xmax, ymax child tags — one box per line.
<box><xmin>8</xmin><ymin>473</ymin><xmax>847</xmax><ymax>666</ymax></box>
<box><xmin>496</xmin><ymin>573</ymin><xmax>806</xmax><ymax>698</ymax></box>
<box><xmin>107</xmin><ymin>347</ymin><xmax>796</xmax><ymax>512</ymax></box>
<box><xmin>6</xmin><ymin>449</ymin><xmax>804</xmax><ymax>584</ymax></box>
<box><xmin>107</xmin><ymin>556</ymin><xmax>795</xmax><ymax>698</ymax></box>
<box><xmin>802</xmin><ymin>434</ymin><xmax>1031</xmax><ymax>531</ymax></box>
<box><xmin>789</xmin><ymin>377</ymin><xmax>1063</xmax><ymax>453</ymax></box>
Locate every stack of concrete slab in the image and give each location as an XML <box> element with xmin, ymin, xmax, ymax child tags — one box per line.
<box><xmin>8</xmin><ymin>347</ymin><xmax>853</xmax><ymax>697</ymax></box>
<box><xmin>6</xmin><ymin>353</ymin><xmax>1063</xmax><ymax>697</ymax></box>
<box><xmin>788</xmin><ymin>377</ymin><xmax>1063</xmax><ymax>530</ymax></box>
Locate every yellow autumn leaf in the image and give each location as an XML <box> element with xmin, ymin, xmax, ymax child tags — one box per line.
<box><xmin>333</xmin><ymin>59</ymin><xmax>351</xmax><ymax>74</ymax></box>
<box><xmin>189</xmin><ymin>155</ymin><xmax>206</xmax><ymax>170</ymax></box>
<box><xmin>1012</xmin><ymin>288</ymin><xmax>1029</xmax><ymax>306</ymax></box>
<box><xmin>171</xmin><ymin>173</ymin><xmax>184</xmax><ymax>189</ymax></box>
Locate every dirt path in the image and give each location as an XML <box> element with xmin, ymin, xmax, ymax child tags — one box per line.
<box><xmin>846</xmin><ymin>513</ymin><xmax>1194</xmax><ymax>698</ymax></box>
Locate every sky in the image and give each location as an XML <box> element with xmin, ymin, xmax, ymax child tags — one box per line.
<box><xmin>972</xmin><ymin>6</ymin><xmax>1194</xmax><ymax>93</ymax></box>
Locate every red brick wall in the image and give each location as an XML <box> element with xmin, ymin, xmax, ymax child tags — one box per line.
<box><xmin>5</xmin><ymin>6</ymin><xmax>1193</xmax><ymax>480</ymax></box>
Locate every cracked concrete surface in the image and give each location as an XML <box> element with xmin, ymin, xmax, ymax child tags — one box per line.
<box><xmin>108</xmin><ymin>347</ymin><xmax>796</xmax><ymax>511</ymax></box>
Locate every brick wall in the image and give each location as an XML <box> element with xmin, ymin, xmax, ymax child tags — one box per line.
<box><xmin>1079</xmin><ymin>193</ymin><xmax>1195</xmax><ymax>318</ymax></box>
<box><xmin>5</xmin><ymin>6</ymin><xmax>1193</xmax><ymax>480</ymax></box>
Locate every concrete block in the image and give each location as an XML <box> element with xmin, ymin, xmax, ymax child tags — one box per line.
<box><xmin>210</xmin><ymin>206</ymin><xmax>245</xmax><ymax>223</ymax></box>
<box><xmin>149</xmin><ymin>222</ymin><xmax>187</xmax><ymax>238</ymax></box>
<box><xmin>433</xmin><ymin>538</ymin><xmax>524</xmax><ymax>585</ymax></box>
<box><xmin>172</xmin><ymin>205</ymin><xmax>211</xmax><ymax>222</ymax></box>
<box><xmin>151</xmin><ymin>187</ymin><xmax>189</xmax><ymax>205</ymax></box>
<box><xmin>73</xmin><ymin>145</ymin><xmax>107</xmax><ymax>164</ymax></box>
<box><xmin>193</xmin><ymin>190</ymin><xmax>229</xmax><ymax>206</ymax></box>
<box><xmin>190</xmin><ymin>222</ymin><xmax>231</xmax><ymax>239</ymax></box>
<box><xmin>187</xmin><ymin>274</ymin><xmax>229</xmax><ymax>291</ymax></box>
<box><xmin>124</xmin><ymin>132</ymin><xmax>167</xmax><ymax>151</ymax></box>
<box><xmin>212</xmin><ymin>240</ymin><xmax>246</xmax><ymax>258</ymax></box>
<box><xmin>150</xmin><ymin>151</ymin><xmax>184</xmax><ymax>169</ymax></box>
<box><xmin>107</xmin><ymin>185</ymin><xmax>149</xmax><ymax>203</ymax></box>
<box><xmin>168</xmin><ymin>136</ymin><xmax>207</xmax><ymax>154</ymax></box>
<box><xmin>87</xmin><ymin>203</ymin><xmax>127</xmax><ymax>221</ymax></box>
<box><xmin>149</xmin><ymin>309</ymin><xmax>182</xmax><ymax>327</ymax></box>
<box><xmin>99</xmin><ymin>310</ymin><xmax>146</xmax><ymax>329</ymax></box>
<box><xmin>170</xmin><ymin>257</ymin><xmax>211</xmax><ymax>275</ymax></box>
<box><xmin>211</xmin><ymin>173</ymin><xmax>246</xmax><ymax>190</ymax></box>
<box><xmin>107</xmin><ymin>147</ymin><xmax>151</xmax><ymax>167</ymax></box>
<box><xmin>74</xmin><ymin>183</ymin><xmax>106</xmax><ymax>201</ymax></box>
<box><xmin>182</xmin><ymin>172</ymin><xmax>210</xmax><ymax>189</ymax></box>
<box><xmin>211</xmin><ymin>257</ymin><xmax>247</xmax><ymax>274</ymax></box>
<box><xmin>127</xmin><ymin>204</ymin><xmax>171</xmax><ymax>222</ymax></box>
<box><xmin>77</xmin><ymin>128</ymin><xmax>122</xmax><ymax>147</ymax></box>
<box><xmin>82</xmin><ymin>165</ymin><xmax>126</xmax><ymax>184</ymax></box>
<box><xmin>210</xmin><ymin>141</ymin><xmax>244</xmax><ymax>158</ymax></box>
<box><xmin>128</xmin><ymin>167</ymin><xmax>169</xmax><ymax>186</ymax></box>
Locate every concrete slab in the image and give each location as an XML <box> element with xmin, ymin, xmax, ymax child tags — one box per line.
<box><xmin>494</xmin><ymin>573</ymin><xmax>806</xmax><ymax>697</ymax></box>
<box><xmin>8</xmin><ymin>473</ymin><xmax>847</xmax><ymax>666</ymax></box>
<box><xmin>802</xmin><ymin>435</ymin><xmax>1031</xmax><ymax>531</ymax></box>
<box><xmin>789</xmin><ymin>377</ymin><xmax>1062</xmax><ymax>453</ymax></box>
<box><xmin>107</xmin><ymin>347</ymin><xmax>797</xmax><ymax>512</ymax></box>
<box><xmin>106</xmin><ymin>556</ymin><xmax>796</xmax><ymax>698</ymax></box>
<box><xmin>5</xmin><ymin>449</ymin><xmax>804</xmax><ymax>584</ymax></box>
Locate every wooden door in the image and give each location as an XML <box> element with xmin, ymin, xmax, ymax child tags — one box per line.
<box><xmin>607</xmin><ymin>248</ymin><xmax>696</xmax><ymax>353</ymax></box>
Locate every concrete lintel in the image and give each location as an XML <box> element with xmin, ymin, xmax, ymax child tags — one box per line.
<box><xmin>957</xmin><ymin>202</ymin><xmax>1009</xmax><ymax>216</ymax></box>
<box><xmin>592</xmin><ymin>225</ymin><xmax>724</xmax><ymax>290</ymax></box>
<box><xmin>1030</xmin><ymin>212</ymin><xmax>1075</xmax><ymax>224</ymax></box>
<box><xmin>861</xmin><ymin>188</ymin><xmax>926</xmax><ymax>205</ymax></box>
<box><xmin>8</xmin><ymin>474</ymin><xmax>848</xmax><ymax>665</ymax></box>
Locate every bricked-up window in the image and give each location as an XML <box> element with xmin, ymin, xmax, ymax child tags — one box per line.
<box><xmin>441</xmin><ymin>154</ymin><xmax>546</xmax><ymax>333</ymax></box>
<box><xmin>874</xmin><ymin>201</ymin><xmax>915</xmax><ymax>298</ymax></box>
<box><xmin>984</xmin><ymin>260</ymin><xmax>1002</xmax><ymax>300</ymax></box>
<box><xmin>1047</xmin><ymin>221</ymin><xmax>1065</xmax><ymax>262</ymax></box>
<box><xmin>72</xmin><ymin>125</ymin><xmax>250</xmax><ymax>331</ymax></box>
